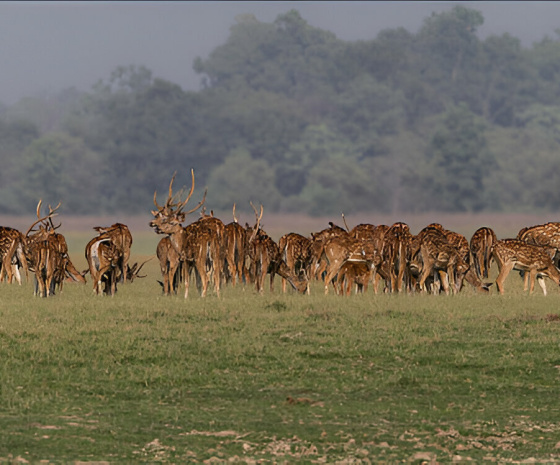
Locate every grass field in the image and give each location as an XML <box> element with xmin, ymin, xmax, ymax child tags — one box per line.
<box><xmin>2</xmin><ymin>216</ymin><xmax>560</xmax><ymax>462</ymax></box>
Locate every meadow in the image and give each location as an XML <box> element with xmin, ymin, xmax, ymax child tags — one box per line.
<box><xmin>2</xmin><ymin>216</ymin><xmax>560</xmax><ymax>462</ymax></box>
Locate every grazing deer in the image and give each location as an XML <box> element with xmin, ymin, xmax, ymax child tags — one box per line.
<box><xmin>382</xmin><ymin>222</ymin><xmax>412</xmax><ymax>293</ymax></box>
<box><xmin>411</xmin><ymin>226</ymin><xmax>468</xmax><ymax>295</ymax></box>
<box><xmin>24</xmin><ymin>201</ymin><xmax>71</xmax><ymax>297</ymax></box>
<box><xmin>0</xmin><ymin>227</ymin><xmax>28</xmax><ymax>285</ymax></box>
<box><xmin>470</xmin><ymin>227</ymin><xmax>497</xmax><ymax>279</ymax></box>
<box><xmin>85</xmin><ymin>237</ymin><xmax>122</xmax><ymax>296</ymax></box>
<box><xmin>246</xmin><ymin>203</ymin><xmax>307</xmax><ymax>295</ymax></box>
<box><xmin>318</xmin><ymin>234</ymin><xmax>371</xmax><ymax>295</ymax></box>
<box><xmin>92</xmin><ymin>223</ymin><xmax>133</xmax><ymax>283</ymax></box>
<box><xmin>492</xmin><ymin>239</ymin><xmax>560</xmax><ymax>295</ymax></box>
<box><xmin>224</xmin><ymin>204</ymin><xmax>248</xmax><ymax>287</ymax></box>
<box><xmin>309</xmin><ymin>222</ymin><xmax>349</xmax><ymax>282</ymax></box>
<box><xmin>85</xmin><ymin>233</ymin><xmax>148</xmax><ymax>296</ymax></box>
<box><xmin>278</xmin><ymin>232</ymin><xmax>312</xmax><ymax>294</ymax></box>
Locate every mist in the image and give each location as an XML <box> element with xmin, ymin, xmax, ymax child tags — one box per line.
<box><xmin>1</xmin><ymin>2</ymin><xmax>560</xmax><ymax>105</ymax></box>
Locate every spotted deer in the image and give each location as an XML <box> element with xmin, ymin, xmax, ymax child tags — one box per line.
<box><xmin>411</xmin><ymin>226</ymin><xmax>469</xmax><ymax>295</ymax></box>
<box><xmin>318</xmin><ymin>234</ymin><xmax>371</xmax><ymax>295</ymax></box>
<box><xmin>382</xmin><ymin>222</ymin><xmax>412</xmax><ymax>293</ymax></box>
<box><xmin>0</xmin><ymin>227</ymin><xmax>28</xmax><ymax>285</ymax></box>
<box><xmin>92</xmin><ymin>223</ymin><xmax>133</xmax><ymax>283</ymax></box>
<box><xmin>516</xmin><ymin>222</ymin><xmax>560</xmax><ymax>264</ymax></box>
<box><xmin>156</xmin><ymin>236</ymin><xmax>182</xmax><ymax>295</ymax></box>
<box><xmin>278</xmin><ymin>232</ymin><xmax>312</xmax><ymax>294</ymax></box>
<box><xmin>247</xmin><ymin>203</ymin><xmax>307</xmax><ymax>295</ymax></box>
<box><xmin>24</xmin><ymin>201</ymin><xmax>64</xmax><ymax>297</ymax></box>
<box><xmin>470</xmin><ymin>227</ymin><xmax>497</xmax><ymax>279</ymax></box>
<box><xmin>224</xmin><ymin>204</ymin><xmax>248</xmax><ymax>287</ymax></box>
<box><xmin>149</xmin><ymin>170</ymin><xmax>207</xmax><ymax>298</ymax></box>
<box><xmin>85</xmin><ymin>236</ymin><xmax>122</xmax><ymax>296</ymax></box>
<box><xmin>492</xmin><ymin>239</ymin><xmax>560</xmax><ymax>295</ymax></box>
<box><xmin>309</xmin><ymin>222</ymin><xmax>349</xmax><ymax>282</ymax></box>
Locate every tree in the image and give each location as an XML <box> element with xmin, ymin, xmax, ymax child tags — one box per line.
<box><xmin>0</xmin><ymin>119</ymin><xmax>40</xmax><ymax>213</ymax></box>
<box><xmin>18</xmin><ymin>132</ymin><xmax>101</xmax><ymax>213</ymax></box>
<box><xmin>205</xmin><ymin>148</ymin><xmax>282</xmax><ymax>212</ymax></box>
<box><xmin>423</xmin><ymin>104</ymin><xmax>493</xmax><ymax>212</ymax></box>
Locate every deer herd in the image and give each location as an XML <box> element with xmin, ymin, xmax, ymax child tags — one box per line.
<box><xmin>2</xmin><ymin>170</ymin><xmax>560</xmax><ymax>298</ymax></box>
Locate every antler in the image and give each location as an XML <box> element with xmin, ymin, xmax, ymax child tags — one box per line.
<box><xmin>248</xmin><ymin>201</ymin><xmax>264</xmax><ymax>243</ymax></box>
<box><xmin>25</xmin><ymin>200</ymin><xmax>60</xmax><ymax>236</ymax></box>
<box><xmin>127</xmin><ymin>258</ymin><xmax>153</xmax><ymax>280</ymax></box>
<box><xmin>175</xmin><ymin>169</ymin><xmax>196</xmax><ymax>213</ymax></box>
<box><xmin>232</xmin><ymin>203</ymin><xmax>238</xmax><ymax>223</ymax></box>
<box><xmin>48</xmin><ymin>203</ymin><xmax>62</xmax><ymax>231</ymax></box>
<box><xmin>184</xmin><ymin>188</ymin><xmax>207</xmax><ymax>216</ymax></box>
<box><xmin>342</xmin><ymin>213</ymin><xmax>350</xmax><ymax>232</ymax></box>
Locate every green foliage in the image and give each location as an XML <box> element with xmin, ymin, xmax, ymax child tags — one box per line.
<box><xmin>423</xmin><ymin>104</ymin><xmax>493</xmax><ymax>212</ymax></box>
<box><xmin>3</xmin><ymin>7</ymin><xmax>560</xmax><ymax>216</ymax></box>
<box><xmin>205</xmin><ymin>148</ymin><xmax>282</xmax><ymax>211</ymax></box>
<box><xmin>0</xmin><ymin>119</ymin><xmax>40</xmax><ymax>213</ymax></box>
<box><xmin>18</xmin><ymin>132</ymin><xmax>101</xmax><ymax>213</ymax></box>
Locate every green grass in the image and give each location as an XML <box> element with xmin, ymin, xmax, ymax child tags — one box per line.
<box><xmin>1</xmin><ymin>238</ymin><xmax>560</xmax><ymax>462</ymax></box>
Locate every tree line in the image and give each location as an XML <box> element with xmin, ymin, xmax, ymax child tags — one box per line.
<box><xmin>2</xmin><ymin>6</ymin><xmax>560</xmax><ymax>217</ymax></box>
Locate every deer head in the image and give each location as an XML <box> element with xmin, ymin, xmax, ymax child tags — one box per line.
<box><xmin>150</xmin><ymin>170</ymin><xmax>206</xmax><ymax>232</ymax></box>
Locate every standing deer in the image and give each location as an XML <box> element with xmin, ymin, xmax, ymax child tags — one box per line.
<box><xmin>224</xmin><ymin>204</ymin><xmax>248</xmax><ymax>287</ymax></box>
<box><xmin>278</xmin><ymin>232</ymin><xmax>312</xmax><ymax>294</ymax></box>
<box><xmin>492</xmin><ymin>239</ymin><xmax>560</xmax><ymax>295</ymax></box>
<box><xmin>470</xmin><ymin>227</ymin><xmax>497</xmax><ymax>279</ymax></box>
<box><xmin>149</xmin><ymin>170</ymin><xmax>207</xmax><ymax>298</ymax></box>
<box><xmin>246</xmin><ymin>203</ymin><xmax>307</xmax><ymax>295</ymax></box>
<box><xmin>92</xmin><ymin>223</ymin><xmax>133</xmax><ymax>283</ymax></box>
<box><xmin>0</xmin><ymin>227</ymin><xmax>28</xmax><ymax>285</ymax></box>
<box><xmin>25</xmin><ymin>201</ymin><xmax>85</xmax><ymax>297</ymax></box>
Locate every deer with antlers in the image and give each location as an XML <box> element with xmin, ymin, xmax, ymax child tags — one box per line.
<box><xmin>246</xmin><ymin>203</ymin><xmax>307</xmax><ymax>295</ymax></box>
<box><xmin>150</xmin><ymin>170</ymin><xmax>209</xmax><ymax>298</ymax></box>
<box><xmin>24</xmin><ymin>201</ymin><xmax>85</xmax><ymax>297</ymax></box>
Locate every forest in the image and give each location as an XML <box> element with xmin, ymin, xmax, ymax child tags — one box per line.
<box><xmin>1</xmin><ymin>6</ymin><xmax>560</xmax><ymax>217</ymax></box>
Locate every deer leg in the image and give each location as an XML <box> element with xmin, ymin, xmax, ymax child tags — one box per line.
<box><xmin>495</xmin><ymin>261</ymin><xmax>515</xmax><ymax>295</ymax></box>
<box><xmin>438</xmin><ymin>270</ymin><xmax>450</xmax><ymax>295</ymax></box>
<box><xmin>537</xmin><ymin>274</ymin><xmax>547</xmax><ymax>296</ymax></box>
<box><xmin>324</xmin><ymin>261</ymin><xmax>342</xmax><ymax>295</ymax></box>
<box><xmin>418</xmin><ymin>264</ymin><xmax>433</xmax><ymax>294</ymax></box>
<box><xmin>522</xmin><ymin>271</ymin><xmax>529</xmax><ymax>292</ymax></box>
<box><xmin>528</xmin><ymin>269</ymin><xmax>537</xmax><ymax>294</ymax></box>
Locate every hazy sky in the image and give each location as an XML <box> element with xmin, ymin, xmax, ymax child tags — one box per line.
<box><xmin>1</xmin><ymin>2</ymin><xmax>560</xmax><ymax>105</ymax></box>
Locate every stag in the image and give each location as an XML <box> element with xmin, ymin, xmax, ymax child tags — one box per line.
<box><xmin>25</xmin><ymin>201</ymin><xmax>85</xmax><ymax>297</ymax></box>
<box><xmin>246</xmin><ymin>203</ymin><xmax>307</xmax><ymax>295</ymax></box>
<box><xmin>149</xmin><ymin>170</ymin><xmax>207</xmax><ymax>297</ymax></box>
